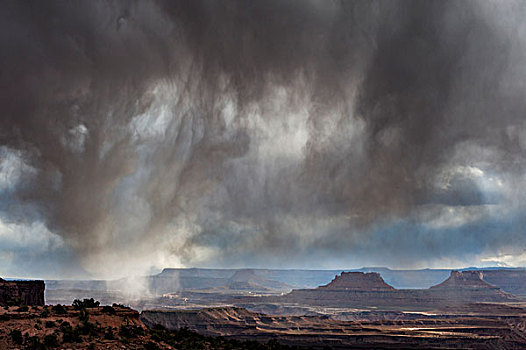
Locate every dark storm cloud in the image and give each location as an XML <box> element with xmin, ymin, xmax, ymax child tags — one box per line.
<box><xmin>1</xmin><ymin>0</ymin><xmax>526</xmax><ymax>276</ymax></box>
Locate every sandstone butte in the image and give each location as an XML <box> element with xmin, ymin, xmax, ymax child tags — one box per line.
<box><xmin>268</xmin><ymin>270</ymin><xmax>518</xmax><ymax>307</ymax></box>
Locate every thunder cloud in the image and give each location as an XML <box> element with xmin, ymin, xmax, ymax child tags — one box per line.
<box><xmin>1</xmin><ymin>0</ymin><xmax>526</xmax><ymax>278</ymax></box>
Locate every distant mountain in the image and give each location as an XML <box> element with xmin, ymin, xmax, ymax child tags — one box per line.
<box><xmin>44</xmin><ymin>267</ymin><xmax>526</xmax><ymax>300</ymax></box>
<box><xmin>225</xmin><ymin>269</ymin><xmax>293</xmax><ymax>291</ymax></box>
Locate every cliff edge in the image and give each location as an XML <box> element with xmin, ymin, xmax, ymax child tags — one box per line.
<box><xmin>0</xmin><ymin>278</ymin><xmax>45</xmax><ymax>306</ymax></box>
<box><xmin>319</xmin><ymin>272</ymin><xmax>395</xmax><ymax>291</ymax></box>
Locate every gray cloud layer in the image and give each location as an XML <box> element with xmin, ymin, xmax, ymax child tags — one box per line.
<box><xmin>1</xmin><ymin>0</ymin><xmax>526</xmax><ymax>277</ymax></box>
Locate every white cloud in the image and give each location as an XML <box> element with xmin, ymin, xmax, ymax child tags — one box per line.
<box><xmin>435</xmin><ymin>165</ymin><xmax>484</xmax><ymax>191</ymax></box>
<box><xmin>419</xmin><ymin>204</ymin><xmax>490</xmax><ymax>230</ymax></box>
<box><xmin>480</xmin><ymin>252</ymin><xmax>526</xmax><ymax>267</ymax></box>
<box><xmin>0</xmin><ymin>219</ymin><xmax>65</xmax><ymax>252</ymax></box>
<box><xmin>0</xmin><ymin>218</ymin><xmax>80</xmax><ymax>279</ymax></box>
<box><xmin>62</xmin><ymin>124</ymin><xmax>89</xmax><ymax>153</ymax></box>
<box><xmin>0</xmin><ymin>147</ymin><xmax>36</xmax><ymax>191</ymax></box>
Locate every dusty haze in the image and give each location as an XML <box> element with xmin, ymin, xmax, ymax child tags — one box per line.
<box><xmin>1</xmin><ymin>0</ymin><xmax>526</xmax><ymax>279</ymax></box>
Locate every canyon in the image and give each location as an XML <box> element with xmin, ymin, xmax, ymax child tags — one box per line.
<box><xmin>137</xmin><ymin>270</ymin><xmax>526</xmax><ymax>348</ymax></box>
<box><xmin>5</xmin><ymin>268</ymin><xmax>526</xmax><ymax>348</ymax></box>
<box><xmin>140</xmin><ymin>305</ymin><xmax>526</xmax><ymax>349</ymax></box>
<box><xmin>44</xmin><ymin>267</ymin><xmax>526</xmax><ymax>308</ymax></box>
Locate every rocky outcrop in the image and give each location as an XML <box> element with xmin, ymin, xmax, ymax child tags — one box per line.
<box><xmin>319</xmin><ymin>272</ymin><xmax>395</xmax><ymax>291</ymax></box>
<box><xmin>272</xmin><ymin>271</ymin><xmax>517</xmax><ymax>308</ymax></box>
<box><xmin>0</xmin><ymin>278</ymin><xmax>45</xmax><ymax>306</ymax></box>
<box><xmin>479</xmin><ymin>269</ymin><xmax>526</xmax><ymax>296</ymax></box>
<box><xmin>431</xmin><ymin>271</ymin><xmax>490</xmax><ymax>289</ymax></box>
<box><xmin>0</xmin><ymin>304</ymin><xmax>155</xmax><ymax>349</ymax></box>
<box><xmin>281</xmin><ymin>273</ymin><xmax>405</xmax><ymax>307</ymax></box>
<box><xmin>141</xmin><ymin>307</ymin><xmax>259</xmax><ymax>334</ymax></box>
<box><xmin>426</xmin><ymin>270</ymin><xmax>515</xmax><ymax>304</ymax></box>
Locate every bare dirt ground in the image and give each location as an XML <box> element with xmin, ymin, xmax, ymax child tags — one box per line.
<box><xmin>0</xmin><ymin>304</ymin><xmax>165</xmax><ymax>349</ymax></box>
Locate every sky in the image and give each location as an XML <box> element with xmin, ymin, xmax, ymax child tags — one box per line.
<box><xmin>1</xmin><ymin>0</ymin><xmax>526</xmax><ymax>279</ymax></box>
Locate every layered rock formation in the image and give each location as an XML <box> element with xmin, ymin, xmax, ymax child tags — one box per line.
<box><xmin>426</xmin><ymin>270</ymin><xmax>515</xmax><ymax>304</ymax></box>
<box><xmin>225</xmin><ymin>269</ymin><xmax>293</xmax><ymax>291</ymax></box>
<box><xmin>319</xmin><ymin>272</ymin><xmax>395</xmax><ymax>291</ymax></box>
<box><xmin>140</xmin><ymin>306</ymin><xmax>526</xmax><ymax>349</ymax></box>
<box><xmin>280</xmin><ymin>272</ymin><xmax>407</xmax><ymax>307</ymax></box>
<box><xmin>0</xmin><ymin>278</ymin><xmax>45</xmax><ymax>306</ymax></box>
<box><xmin>273</xmin><ymin>271</ymin><xmax>516</xmax><ymax>308</ymax></box>
<box><xmin>479</xmin><ymin>269</ymin><xmax>526</xmax><ymax>296</ymax></box>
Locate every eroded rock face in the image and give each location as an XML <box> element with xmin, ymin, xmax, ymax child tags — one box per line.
<box><xmin>319</xmin><ymin>272</ymin><xmax>395</xmax><ymax>291</ymax></box>
<box><xmin>275</xmin><ymin>271</ymin><xmax>516</xmax><ymax>308</ymax></box>
<box><xmin>140</xmin><ymin>306</ymin><xmax>526</xmax><ymax>349</ymax></box>
<box><xmin>431</xmin><ymin>271</ymin><xmax>495</xmax><ymax>289</ymax></box>
<box><xmin>480</xmin><ymin>270</ymin><xmax>526</xmax><ymax>296</ymax></box>
<box><xmin>0</xmin><ymin>279</ymin><xmax>45</xmax><ymax>306</ymax></box>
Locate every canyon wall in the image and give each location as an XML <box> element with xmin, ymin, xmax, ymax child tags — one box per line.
<box><xmin>480</xmin><ymin>270</ymin><xmax>526</xmax><ymax>296</ymax></box>
<box><xmin>140</xmin><ymin>306</ymin><xmax>526</xmax><ymax>349</ymax></box>
<box><xmin>0</xmin><ymin>278</ymin><xmax>45</xmax><ymax>306</ymax></box>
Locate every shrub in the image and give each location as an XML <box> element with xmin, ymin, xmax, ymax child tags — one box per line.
<box><xmin>119</xmin><ymin>325</ymin><xmax>145</xmax><ymax>339</ymax></box>
<box><xmin>25</xmin><ymin>335</ymin><xmax>45</xmax><ymax>350</ymax></box>
<box><xmin>40</xmin><ymin>309</ymin><xmax>49</xmax><ymax>317</ymax></box>
<box><xmin>9</xmin><ymin>330</ymin><xmax>23</xmax><ymax>345</ymax></box>
<box><xmin>112</xmin><ymin>303</ymin><xmax>130</xmax><ymax>309</ymax></box>
<box><xmin>144</xmin><ymin>341</ymin><xmax>161</xmax><ymax>350</ymax></box>
<box><xmin>45</xmin><ymin>320</ymin><xmax>56</xmax><ymax>328</ymax></box>
<box><xmin>44</xmin><ymin>334</ymin><xmax>59</xmax><ymax>347</ymax></box>
<box><xmin>51</xmin><ymin>304</ymin><xmax>67</xmax><ymax>315</ymax></box>
<box><xmin>76</xmin><ymin>321</ymin><xmax>97</xmax><ymax>336</ymax></box>
<box><xmin>78</xmin><ymin>308</ymin><xmax>90</xmax><ymax>322</ymax></box>
<box><xmin>15</xmin><ymin>305</ymin><xmax>29</xmax><ymax>312</ymax></box>
<box><xmin>104</xmin><ymin>327</ymin><xmax>115</xmax><ymax>340</ymax></box>
<box><xmin>149</xmin><ymin>325</ymin><xmax>176</xmax><ymax>346</ymax></box>
<box><xmin>72</xmin><ymin>298</ymin><xmax>100</xmax><ymax>310</ymax></box>
<box><xmin>61</xmin><ymin>322</ymin><xmax>82</xmax><ymax>343</ymax></box>
<box><xmin>101</xmin><ymin>305</ymin><xmax>116</xmax><ymax>314</ymax></box>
